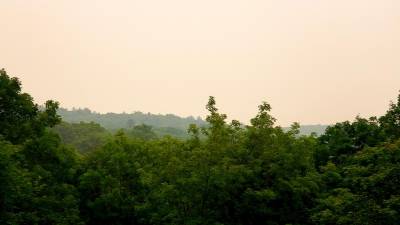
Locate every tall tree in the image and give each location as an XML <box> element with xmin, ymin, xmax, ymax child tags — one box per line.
<box><xmin>0</xmin><ymin>69</ymin><xmax>60</xmax><ymax>144</ymax></box>
<box><xmin>380</xmin><ymin>92</ymin><xmax>400</xmax><ymax>140</ymax></box>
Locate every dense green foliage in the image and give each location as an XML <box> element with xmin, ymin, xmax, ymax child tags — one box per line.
<box><xmin>52</xmin><ymin>122</ymin><xmax>110</xmax><ymax>154</ymax></box>
<box><xmin>0</xmin><ymin>69</ymin><xmax>81</xmax><ymax>224</ymax></box>
<box><xmin>1</xmin><ymin>69</ymin><xmax>399</xmax><ymax>224</ymax></box>
<box><xmin>52</xmin><ymin>122</ymin><xmax>190</xmax><ymax>153</ymax></box>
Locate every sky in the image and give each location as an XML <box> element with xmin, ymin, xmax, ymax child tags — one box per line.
<box><xmin>1</xmin><ymin>0</ymin><xmax>400</xmax><ymax>126</ymax></box>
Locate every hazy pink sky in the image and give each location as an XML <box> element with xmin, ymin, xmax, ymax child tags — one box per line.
<box><xmin>1</xmin><ymin>0</ymin><xmax>399</xmax><ymax>126</ymax></box>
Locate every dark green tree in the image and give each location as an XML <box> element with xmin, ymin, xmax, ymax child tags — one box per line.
<box><xmin>380</xmin><ymin>92</ymin><xmax>400</xmax><ymax>140</ymax></box>
<box><xmin>0</xmin><ymin>69</ymin><xmax>60</xmax><ymax>144</ymax></box>
<box><xmin>0</xmin><ymin>69</ymin><xmax>82</xmax><ymax>225</ymax></box>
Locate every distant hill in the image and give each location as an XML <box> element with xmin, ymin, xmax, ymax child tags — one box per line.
<box><xmin>283</xmin><ymin>124</ymin><xmax>328</xmax><ymax>136</ymax></box>
<box><xmin>58</xmin><ymin>108</ymin><xmax>328</xmax><ymax>136</ymax></box>
<box><xmin>58</xmin><ymin>108</ymin><xmax>206</xmax><ymax>131</ymax></box>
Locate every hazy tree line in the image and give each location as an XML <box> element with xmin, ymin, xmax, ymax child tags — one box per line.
<box><xmin>52</xmin><ymin>122</ymin><xmax>193</xmax><ymax>153</ymax></box>
<box><xmin>57</xmin><ymin>107</ymin><xmax>327</xmax><ymax>139</ymax></box>
<box><xmin>57</xmin><ymin>108</ymin><xmax>206</xmax><ymax>131</ymax></box>
<box><xmin>54</xmin><ymin>108</ymin><xmax>327</xmax><ymax>154</ymax></box>
<box><xmin>1</xmin><ymin>68</ymin><xmax>400</xmax><ymax>225</ymax></box>
<box><xmin>55</xmin><ymin>107</ymin><xmax>206</xmax><ymax>142</ymax></box>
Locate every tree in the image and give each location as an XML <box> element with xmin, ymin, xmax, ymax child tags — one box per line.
<box><xmin>128</xmin><ymin>124</ymin><xmax>157</xmax><ymax>140</ymax></box>
<box><xmin>53</xmin><ymin>121</ymin><xmax>109</xmax><ymax>153</ymax></box>
<box><xmin>315</xmin><ymin>116</ymin><xmax>384</xmax><ymax>169</ymax></box>
<box><xmin>312</xmin><ymin>141</ymin><xmax>400</xmax><ymax>225</ymax></box>
<box><xmin>0</xmin><ymin>69</ymin><xmax>60</xmax><ymax>144</ymax></box>
<box><xmin>0</xmin><ymin>69</ymin><xmax>81</xmax><ymax>225</ymax></box>
<box><xmin>380</xmin><ymin>92</ymin><xmax>400</xmax><ymax>140</ymax></box>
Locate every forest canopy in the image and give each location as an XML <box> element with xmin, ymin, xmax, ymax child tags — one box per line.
<box><xmin>1</xmin><ymin>68</ymin><xmax>400</xmax><ymax>225</ymax></box>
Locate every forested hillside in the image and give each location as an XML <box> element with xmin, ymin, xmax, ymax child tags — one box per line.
<box><xmin>52</xmin><ymin>122</ymin><xmax>193</xmax><ymax>153</ymax></box>
<box><xmin>58</xmin><ymin>108</ymin><xmax>206</xmax><ymax>130</ymax></box>
<box><xmin>56</xmin><ymin>108</ymin><xmax>207</xmax><ymax>141</ymax></box>
<box><xmin>58</xmin><ymin>107</ymin><xmax>328</xmax><ymax>137</ymax></box>
<box><xmin>1</xmin><ymin>68</ymin><xmax>400</xmax><ymax>225</ymax></box>
<box><xmin>283</xmin><ymin>124</ymin><xmax>328</xmax><ymax>136</ymax></box>
<box><xmin>53</xmin><ymin>113</ymin><xmax>327</xmax><ymax>154</ymax></box>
